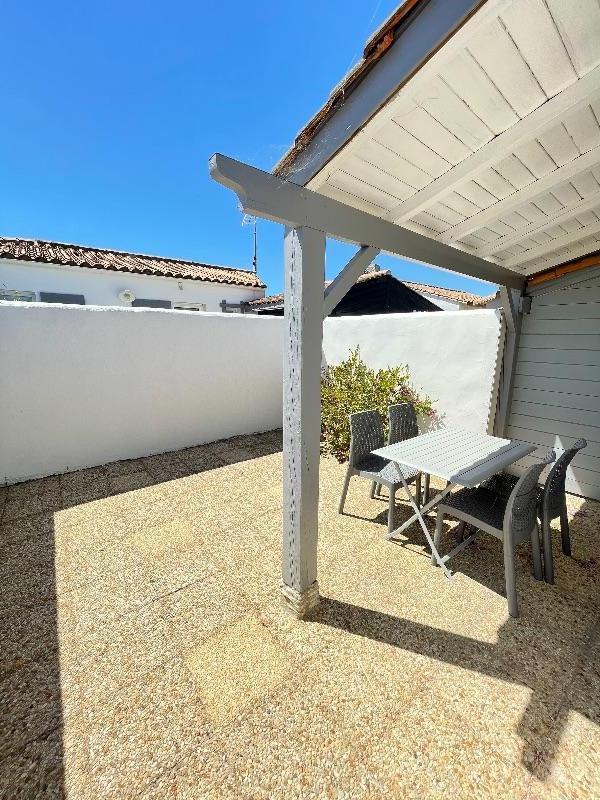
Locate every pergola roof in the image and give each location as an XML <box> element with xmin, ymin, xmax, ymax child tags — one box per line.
<box><xmin>276</xmin><ymin>0</ymin><xmax>600</xmax><ymax>279</ymax></box>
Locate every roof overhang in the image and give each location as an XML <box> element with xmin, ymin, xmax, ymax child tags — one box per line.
<box><xmin>276</xmin><ymin>0</ymin><xmax>600</xmax><ymax>281</ymax></box>
<box><xmin>275</xmin><ymin>0</ymin><xmax>484</xmax><ymax>185</ymax></box>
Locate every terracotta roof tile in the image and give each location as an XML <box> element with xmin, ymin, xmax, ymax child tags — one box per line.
<box><xmin>402</xmin><ymin>281</ymin><xmax>492</xmax><ymax>306</ymax></box>
<box><xmin>0</xmin><ymin>237</ymin><xmax>266</xmax><ymax>289</ymax></box>
<box><xmin>248</xmin><ymin>293</ymin><xmax>284</xmax><ymax>308</ymax></box>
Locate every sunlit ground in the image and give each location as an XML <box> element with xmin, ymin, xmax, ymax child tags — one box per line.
<box><xmin>1</xmin><ymin>430</ymin><xmax>599</xmax><ymax>799</ymax></box>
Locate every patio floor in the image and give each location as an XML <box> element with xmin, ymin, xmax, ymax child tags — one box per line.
<box><xmin>1</xmin><ymin>430</ymin><xmax>599</xmax><ymax>800</ymax></box>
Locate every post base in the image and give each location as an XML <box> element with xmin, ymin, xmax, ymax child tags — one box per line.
<box><xmin>280</xmin><ymin>580</ymin><xmax>320</xmax><ymax>619</ymax></box>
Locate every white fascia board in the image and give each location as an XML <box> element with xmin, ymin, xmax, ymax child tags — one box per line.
<box><xmin>279</xmin><ymin>0</ymin><xmax>484</xmax><ymax>187</ymax></box>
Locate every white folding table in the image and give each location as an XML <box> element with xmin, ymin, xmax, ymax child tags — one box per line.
<box><xmin>372</xmin><ymin>427</ymin><xmax>536</xmax><ymax>579</ymax></box>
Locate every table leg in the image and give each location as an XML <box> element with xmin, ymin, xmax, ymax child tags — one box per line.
<box><xmin>386</xmin><ymin>478</ymin><xmax>454</xmax><ymax>580</ymax></box>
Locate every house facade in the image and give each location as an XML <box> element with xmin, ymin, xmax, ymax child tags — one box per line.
<box><xmin>0</xmin><ymin>237</ymin><xmax>265</xmax><ymax>311</ymax></box>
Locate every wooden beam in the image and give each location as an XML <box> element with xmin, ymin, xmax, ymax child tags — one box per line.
<box><xmin>442</xmin><ymin>147</ymin><xmax>600</xmax><ymax>246</ymax></box>
<box><xmin>323</xmin><ymin>246</ymin><xmax>380</xmax><ymax>318</ymax></box>
<box><xmin>387</xmin><ymin>65</ymin><xmax>600</xmax><ymax>224</ymax></box>
<box><xmin>527</xmin><ymin>251</ymin><xmax>600</xmax><ymax>286</ymax></box>
<box><xmin>519</xmin><ymin>234</ymin><xmax>600</xmax><ymax>275</ymax></box>
<box><xmin>476</xmin><ymin>190</ymin><xmax>600</xmax><ymax>258</ymax></box>
<box><xmin>209</xmin><ymin>154</ymin><xmax>523</xmax><ymax>288</ymax></box>
<box><xmin>280</xmin><ymin>226</ymin><xmax>324</xmax><ymax>618</ymax></box>
<box><xmin>502</xmin><ymin>217</ymin><xmax>600</xmax><ymax>270</ymax></box>
<box><xmin>494</xmin><ymin>287</ymin><xmax>521</xmax><ymax>437</ymax></box>
<box><xmin>487</xmin><ymin>311</ymin><xmax>506</xmax><ymax>435</ymax></box>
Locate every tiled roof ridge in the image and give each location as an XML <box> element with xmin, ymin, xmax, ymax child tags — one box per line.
<box><xmin>0</xmin><ymin>236</ymin><xmax>266</xmax><ymax>289</ymax></box>
<box><xmin>402</xmin><ymin>280</ymin><xmax>493</xmax><ymax>306</ymax></box>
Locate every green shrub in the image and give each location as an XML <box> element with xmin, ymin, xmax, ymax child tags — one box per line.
<box><xmin>321</xmin><ymin>347</ymin><xmax>435</xmax><ymax>462</ymax></box>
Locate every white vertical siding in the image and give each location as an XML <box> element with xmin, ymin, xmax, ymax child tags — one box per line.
<box><xmin>506</xmin><ymin>265</ymin><xmax>600</xmax><ymax>499</ymax></box>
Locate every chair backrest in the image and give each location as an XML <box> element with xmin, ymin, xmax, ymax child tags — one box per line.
<box><xmin>505</xmin><ymin>450</ymin><xmax>556</xmax><ymax>539</ymax></box>
<box><xmin>388</xmin><ymin>403</ymin><xmax>418</xmax><ymax>445</ymax></box>
<box><xmin>543</xmin><ymin>438</ymin><xmax>587</xmax><ymax>516</ymax></box>
<box><xmin>349</xmin><ymin>410</ymin><xmax>384</xmax><ymax>468</ymax></box>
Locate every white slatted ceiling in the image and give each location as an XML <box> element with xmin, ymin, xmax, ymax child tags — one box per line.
<box><xmin>310</xmin><ymin>0</ymin><xmax>600</xmax><ymax>276</ymax></box>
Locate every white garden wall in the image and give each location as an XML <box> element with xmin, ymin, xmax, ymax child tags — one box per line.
<box><xmin>0</xmin><ymin>303</ymin><xmax>501</xmax><ymax>483</ymax></box>
<box><xmin>323</xmin><ymin>310</ymin><xmax>501</xmax><ymax>432</ymax></box>
<box><xmin>0</xmin><ymin>302</ymin><xmax>283</xmax><ymax>483</ymax></box>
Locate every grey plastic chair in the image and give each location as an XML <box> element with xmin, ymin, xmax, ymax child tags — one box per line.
<box><xmin>339</xmin><ymin>409</ymin><xmax>422</xmax><ymax>534</ymax></box>
<box><xmin>539</xmin><ymin>439</ymin><xmax>587</xmax><ymax>581</ymax></box>
<box><xmin>373</xmin><ymin>403</ymin><xmax>423</xmax><ymax>503</ymax></box>
<box><xmin>434</xmin><ymin>450</ymin><xmax>556</xmax><ymax>618</ymax></box>
<box><xmin>482</xmin><ymin>438</ymin><xmax>587</xmax><ymax>583</ymax></box>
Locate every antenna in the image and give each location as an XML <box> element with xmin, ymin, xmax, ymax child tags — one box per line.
<box><xmin>242</xmin><ymin>213</ymin><xmax>258</xmax><ymax>274</ymax></box>
<box><xmin>253</xmin><ymin>219</ymin><xmax>258</xmax><ymax>274</ymax></box>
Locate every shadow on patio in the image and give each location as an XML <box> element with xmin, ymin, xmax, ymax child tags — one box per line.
<box><xmin>1</xmin><ymin>430</ymin><xmax>598</xmax><ymax>799</ymax></box>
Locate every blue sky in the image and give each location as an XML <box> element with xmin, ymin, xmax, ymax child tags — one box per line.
<box><xmin>1</xmin><ymin>1</ymin><xmax>495</xmax><ymax>297</ymax></box>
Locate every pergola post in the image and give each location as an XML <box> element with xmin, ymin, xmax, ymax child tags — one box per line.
<box><xmin>208</xmin><ymin>154</ymin><xmax>523</xmax><ymax>617</ymax></box>
<box><xmin>280</xmin><ymin>226</ymin><xmax>325</xmax><ymax>618</ymax></box>
<box><xmin>494</xmin><ymin>286</ymin><xmax>522</xmax><ymax>436</ymax></box>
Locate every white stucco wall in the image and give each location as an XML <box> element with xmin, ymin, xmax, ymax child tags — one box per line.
<box><xmin>0</xmin><ymin>304</ymin><xmax>501</xmax><ymax>483</ymax></box>
<box><xmin>0</xmin><ymin>302</ymin><xmax>282</xmax><ymax>483</ymax></box>
<box><xmin>323</xmin><ymin>310</ymin><xmax>502</xmax><ymax>432</ymax></box>
<box><xmin>0</xmin><ymin>258</ymin><xmax>264</xmax><ymax>310</ymax></box>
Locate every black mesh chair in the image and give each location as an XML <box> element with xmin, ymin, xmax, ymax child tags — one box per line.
<box><xmin>482</xmin><ymin>439</ymin><xmax>587</xmax><ymax>583</ymax></box>
<box><xmin>339</xmin><ymin>409</ymin><xmax>422</xmax><ymax>534</ymax></box>
<box><xmin>434</xmin><ymin>451</ymin><xmax>556</xmax><ymax>618</ymax></box>
<box><xmin>373</xmin><ymin>403</ymin><xmax>422</xmax><ymax>503</ymax></box>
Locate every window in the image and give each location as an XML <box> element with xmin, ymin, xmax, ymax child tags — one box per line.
<box><xmin>219</xmin><ymin>300</ymin><xmax>246</xmax><ymax>313</ymax></box>
<box><xmin>0</xmin><ymin>289</ymin><xmax>36</xmax><ymax>302</ymax></box>
<box><xmin>131</xmin><ymin>298</ymin><xmax>172</xmax><ymax>309</ymax></box>
<box><xmin>39</xmin><ymin>292</ymin><xmax>85</xmax><ymax>304</ymax></box>
<box><xmin>173</xmin><ymin>302</ymin><xmax>207</xmax><ymax>311</ymax></box>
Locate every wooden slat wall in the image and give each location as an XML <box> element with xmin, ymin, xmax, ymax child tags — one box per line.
<box><xmin>506</xmin><ymin>266</ymin><xmax>600</xmax><ymax>499</ymax></box>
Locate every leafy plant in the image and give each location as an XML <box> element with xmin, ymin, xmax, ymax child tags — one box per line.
<box><xmin>321</xmin><ymin>347</ymin><xmax>435</xmax><ymax>462</ymax></box>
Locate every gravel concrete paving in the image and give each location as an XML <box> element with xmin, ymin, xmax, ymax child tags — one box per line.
<box><xmin>1</xmin><ymin>429</ymin><xmax>599</xmax><ymax>799</ymax></box>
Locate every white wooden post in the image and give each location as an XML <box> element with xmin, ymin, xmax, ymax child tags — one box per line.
<box><xmin>281</xmin><ymin>226</ymin><xmax>325</xmax><ymax>617</ymax></box>
<box><xmin>494</xmin><ymin>286</ymin><xmax>522</xmax><ymax>437</ymax></box>
<box><xmin>323</xmin><ymin>245</ymin><xmax>380</xmax><ymax>318</ymax></box>
<box><xmin>486</xmin><ymin>310</ymin><xmax>506</xmax><ymax>435</ymax></box>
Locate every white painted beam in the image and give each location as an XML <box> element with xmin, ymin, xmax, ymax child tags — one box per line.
<box><xmin>387</xmin><ymin>65</ymin><xmax>600</xmax><ymax>224</ymax></box>
<box><xmin>281</xmin><ymin>226</ymin><xmax>324</xmax><ymax>618</ymax></box>
<box><xmin>487</xmin><ymin>311</ymin><xmax>507</xmax><ymax>435</ymax></box>
<box><xmin>442</xmin><ymin>146</ymin><xmax>600</xmax><ymax>244</ymax></box>
<box><xmin>477</xmin><ymin>190</ymin><xmax>600</xmax><ymax>257</ymax></box>
<box><xmin>502</xmin><ymin>217</ymin><xmax>600</xmax><ymax>269</ymax></box>
<box><xmin>209</xmin><ymin>154</ymin><xmax>523</xmax><ymax>289</ymax></box>
<box><xmin>323</xmin><ymin>246</ymin><xmax>380</xmax><ymax>318</ymax></box>
<box><xmin>519</xmin><ymin>233</ymin><xmax>600</xmax><ymax>275</ymax></box>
